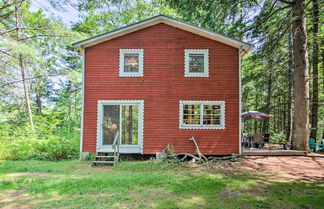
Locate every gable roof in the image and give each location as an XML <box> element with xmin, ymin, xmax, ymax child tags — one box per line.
<box><xmin>73</xmin><ymin>15</ymin><xmax>251</xmax><ymax>55</ymax></box>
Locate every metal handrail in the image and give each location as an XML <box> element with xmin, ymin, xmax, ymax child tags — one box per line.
<box><xmin>112</xmin><ymin>132</ymin><xmax>119</xmax><ymax>148</ymax></box>
<box><xmin>112</xmin><ymin>132</ymin><xmax>120</xmax><ymax>164</ymax></box>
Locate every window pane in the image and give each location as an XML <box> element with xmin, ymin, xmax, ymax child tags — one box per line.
<box><xmin>203</xmin><ymin>105</ymin><xmax>221</xmax><ymax>125</ymax></box>
<box><xmin>189</xmin><ymin>54</ymin><xmax>204</xmax><ymax>73</ymax></box>
<box><xmin>121</xmin><ymin>105</ymin><xmax>139</xmax><ymax>145</ymax></box>
<box><xmin>102</xmin><ymin>105</ymin><xmax>120</xmax><ymax>145</ymax></box>
<box><xmin>183</xmin><ymin>104</ymin><xmax>200</xmax><ymax>125</ymax></box>
<box><xmin>124</xmin><ymin>53</ymin><xmax>139</xmax><ymax>72</ymax></box>
<box><xmin>203</xmin><ymin>105</ymin><xmax>220</xmax><ymax>114</ymax></box>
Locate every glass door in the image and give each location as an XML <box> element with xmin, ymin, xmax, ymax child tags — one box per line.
<box><xmin>121</xmin><ymin>105</ymin><xmax>139</xmax><ymax>145</ymax></box>
<box><xmin>102</xmin><ymin>105</ymin><xmax>120</xmax><ymax>145</ymax></box>
<box><xmin>102</xmin><ymin>104</ymin><xmax>139</xmax><ymax>146</ymax></box>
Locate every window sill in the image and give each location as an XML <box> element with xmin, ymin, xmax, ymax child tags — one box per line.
<box><xmin>179</xmin><ymin>125</ymin><xmax>225</xmax><ymax>130</ymax></box>
<box><xmin>119</xmin><ymin>73</ymin><xmax>143</xmax><ymax>77</ymax></box>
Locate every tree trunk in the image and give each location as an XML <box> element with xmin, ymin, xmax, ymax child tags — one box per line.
<box><xmin>310</xmin><ymin>0</ymin><xmax>319</xmax><ymax>140</ymax></box>
<box><xmin>286</xmin><ymin>32</ymin><xmax>293</xmax><ymax>142</ymax></box>
<box><xmin>291</xmin><ymin>0</ymin><xmax>309</xmax><ymax>150</ymax></box>
<box><xmin>262</xmin><ymin>61</ymin><xmax>272</xmax><ymax>134</ymax></box>
<box><xmin>254</xmin><ymin>93</ymin><xmax>258</xmax><ymax>133</ymax></box>
<box><xmin>35</xmin><ymin>91</ymin><xmax>42</xmax><ymax>115</ymax></box>
<box><xmin>15</xmin><ymin>1</ymin><xmax>34</xmax><ymax>130</ymax></box>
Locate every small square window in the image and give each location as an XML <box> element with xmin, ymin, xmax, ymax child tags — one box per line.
<box><xmin>189</xmin><ymin>54</ymin><xmax>204</xmax><ymax>73</ymax></box>
<box><xmin>119</xmin><ymin>49</ymin><xmax>143</xmax><ymax>77</ymax></box>
<box><xmin>124</xmin><ymin>53</ymin><xmax>139</xmax><ymax>72</ymax></box>
<box><xmin>185</xmin><ymin>49</ymin><xmax>209</xmax><ymax>77</ymax></box>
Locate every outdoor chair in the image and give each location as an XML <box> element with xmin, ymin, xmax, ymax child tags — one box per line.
<box><xmin>263</xmin><ymin>133</ymin><xmax>270</xmax><ymax>143</ymax></box>
<box><xmin>252</xmin><ymin>133</ymin><xmax>264</xmax><ymax>149</ymax></box>
<box><xmin>242</xmin><ymin>133</ymin><xmax>249</xmax><ymax>148</ymax></box>
<box><xmin>309</xmin><ymin>138</ymin><xmax>324</xmax><ymax>153</ymax></box>
<box><xmin>263</xmin><ymin>133</ymin><xmax>271</xmax><ymax>149</ymax></box>
<box><xmin>320</xmin><ymin>139</ymin><xmax>324</xmax><ymax>145</ymax></box>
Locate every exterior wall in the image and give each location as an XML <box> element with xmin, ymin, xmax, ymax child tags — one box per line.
<box><xmin>82</xmin><ymin>23</ymin><xmax>239</xmax><ymax>155</ymax></box>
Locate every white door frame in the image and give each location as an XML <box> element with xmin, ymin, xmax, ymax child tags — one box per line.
<box><xmin>96</xmin><ymin>100</ymin><xmax>144</xmax><ymax>153</ymax></box>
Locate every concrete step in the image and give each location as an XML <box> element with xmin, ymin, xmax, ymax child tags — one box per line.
<box><xmin>92</xmin><ymin>161</ymin><xmax>115</xmax><ymax>165</ymax></box>
<box><xmin>93</xmin><ymin>152</ymin><xmax>119</xmax><ymax>166</ymax></box>
<box><xmin>97</xmin><ymin>152</ymin><xmax>115</xmax><ymax>156</ymax></box>
<box><xmin>95</xmin><ymin>156</ymin><xmax>115</xmax><ymax>160</ymax></box>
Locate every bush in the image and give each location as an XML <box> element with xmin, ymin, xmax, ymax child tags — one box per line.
<box><xmin>269</xmin><ymin>131</ymin><xmax>287</xmax><ymax>144</ymax></box>
<box><xmin>0</xmin><ymin>123</ymin><xmax>79</xmax><ymax>161</ymax></box>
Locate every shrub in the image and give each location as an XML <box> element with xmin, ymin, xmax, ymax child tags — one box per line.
<box><xmin>0</xmin><ymin>123</ymin><xmax>79</xmax><ymax>161</ymax></box>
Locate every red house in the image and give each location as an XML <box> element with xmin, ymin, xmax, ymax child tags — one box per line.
<box><xmin>74</xmin><ymin>15</ymin><xmax>251</xmax><ymax>160</ymax></box>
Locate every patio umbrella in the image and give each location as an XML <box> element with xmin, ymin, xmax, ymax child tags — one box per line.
<box><xmin>241</xmin><ymin>111</ymin><xmax>273</xmax><ymax>121</ymax></box>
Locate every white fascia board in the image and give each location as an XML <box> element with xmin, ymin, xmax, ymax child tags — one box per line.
<box><xmin>74</xmin><ymin>17</ymin><xmax>162</xmax><ymax>48</ymax></box>
<box><xmin>238</xmin><ymin>47</ymin><xmax>242</xmax><ymax>155</ymax></box>
<box><xmin>73</xmin><ymin>15</ymin><xmax>251</xmax><ymax>53</ymax></box>
<box><xmin>159</xmin><ymin>16</ymin><xmax>251</xmax><ymax>51</ymax></box>
<box><xmin>79</xmin><ymin>48</ymin><xmax>85</xmax><ymax>156</ymax></box>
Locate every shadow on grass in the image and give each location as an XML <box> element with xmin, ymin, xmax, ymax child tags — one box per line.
<box><xmin>0</xmin><ymin>160</ymin><xmax>323</xmax><ymax>208</ymax></box>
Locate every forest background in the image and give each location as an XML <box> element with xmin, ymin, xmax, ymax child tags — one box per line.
<box><xmin>0</xmin><ymin>0</ymin><xmax>322</xmax><ymax>160</ymax></box>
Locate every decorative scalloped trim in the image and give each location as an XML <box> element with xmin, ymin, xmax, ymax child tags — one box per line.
<box><xmin>179</xmin><ymin>100</ymin><xmax>225</xmax><ymax>129</ymax></box>
<box><xmin>184</xmin><ymin>49</ymin><xmax>209</xmax><ymax>77</ymax></box>
<box><xmin>140</xmin><ymin>100</ymin><xmax>144</xmax><ymax>154</ymax></box>
<box><xmin>119</xmin><ymin>49</ymin><xmax>144</xmax><ymax>77</ymax></box>
<box><xmin>96</xmin><ymin>101</ymin><xmax>101</xmax><ymax>152</ymax></box>
<box><xmin>96</xmin><ymin>100</ymin><xmax>144</xmax><ymax>153</ymax></box>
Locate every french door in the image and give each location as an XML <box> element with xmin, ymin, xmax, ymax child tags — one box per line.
<box><xmin>97</xmin><ymin>100</ymin><xmax>144</xmax><ymax>153</ymax></box>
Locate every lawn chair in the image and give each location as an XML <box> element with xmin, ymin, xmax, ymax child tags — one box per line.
<box><xmin>263</xmin><ymin>133</ymin><xmax>270</xmax><ymax>143</ymax></box>
<box><xmin>309</xmin><ymin>138</ymin><xmax>324</xmax><ymax>153</ymax></box>
<box><xmin>242</xmin><ymin>133</ymin><xmax>251</xmax><ymax>148</ymax></box>
<box><xmin>263</xmin><ymin>133</ymin><xmax>271</xmax><ymax>149</ymax></box>
<box><xmin>252</xmin><ymin>133</ymin><xmax>264</xmax><ymax>149</ymax></box>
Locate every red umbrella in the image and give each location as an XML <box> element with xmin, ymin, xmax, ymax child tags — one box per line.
<box><xmin>241</xmin><ymin>111</ymin><xmax>273</xmax><ymax>120</ymax></box>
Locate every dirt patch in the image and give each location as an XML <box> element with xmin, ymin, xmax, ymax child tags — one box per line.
<box><xmin>6</xmin><ymin>172</ymin><xmax>51</xmax><ymax>178</ymax></box>
<box><xmin>0</xmin><ymin>190</ymin><xmax>33</xmax><ymax>209</ymax></box>
<box><xmin>219</xmin><ymin>188</ymin><xmax>242</xmax><ymax>198</ymax></box>
<box><xmin>208</xmin><ymin>155</ymin><xmax>324</xmax><ymax>183</ymax></box>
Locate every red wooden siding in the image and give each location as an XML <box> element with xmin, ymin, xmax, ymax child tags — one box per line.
<box><xmin>83</xmin><ymin>23</ymin><xmax>239</xmax><ymax>155</ymax></box>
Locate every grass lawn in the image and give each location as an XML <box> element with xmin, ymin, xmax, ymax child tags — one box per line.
<box><xmin>0</xmin><ymin>159</ymin><xmax>323</xmax><ymax>208</ymax></box>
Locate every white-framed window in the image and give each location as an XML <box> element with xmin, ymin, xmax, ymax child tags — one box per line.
<box><xmin>119</xmin><ymin>49</ymin><xmax>144</xmax><ymax>77</ymax></box>
<box><xmin>179</xmin><ymin>100</ymin><xmax>225</xmax><ymax>129</ymax></box>
<box><xmin>184</xmin><ymin>49</ymin><xmax>209</xmax><ymax>77</ymax></box>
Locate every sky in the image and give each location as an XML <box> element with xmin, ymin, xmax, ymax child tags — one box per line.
<box><xmin>30</xmin><ymin>0</ymin><xmax>82</xmax><ymax>26</ymax></box>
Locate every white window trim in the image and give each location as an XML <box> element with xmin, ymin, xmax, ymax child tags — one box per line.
<box><xmin>96</xmin><ymin>100</ymin><xmax>144</xmax><ymax>153</ymax></box>
<box><xmin>179</xmin><ymin>100</ymin><xmax>225</xmax><ymax>129</ymax></box>
<box><xmin>184</xmin><ymin>49</ymin><xmax>209</xmax><ymax>77</ymax></box>
<box><xmin>119</xmin><ymin>49</ymin><xmax>144</xmax><ymax>77</ymax></box>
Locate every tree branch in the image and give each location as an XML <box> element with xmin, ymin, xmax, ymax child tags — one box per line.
<box><xmin>0</xmin><ymin>27</ymin><xmax>46</xmax><ymax>36</ymax></box>
<box><xmin>278</xmin><ymin>0</ymin><xmax>294</xmax><ymax>5</ymax></box>
<box><xmin>0</xmin><ymin>74</ymin><xmax>62</xmax><ymax>87</ymax></box>
<box><xmin>0</xmin><ymin>0</ymin><xmax>25</xmax><ymax>10</ymax></box>
<box><xmin>18</xmin><ymin>34</ymin><xmax>69</xmax><ymax>41</ymax></box>
<box><xmin>245</xmin><ymin>4</ymin><xmax>290</xmax><ymax>32</ymax></box>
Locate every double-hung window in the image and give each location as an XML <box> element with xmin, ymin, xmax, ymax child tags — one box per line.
<box><xmin>184</xmin><ymin>49</ymin><xmax>209</xmax><ymax>77</ymax></box>
<box><xmin>179</xmin><ymin>101</ymin><xmax>225</xmax><ymax>129</ymax></box>
<box><xmin>119</xmin><ymin>49</ymin><xmax>144</xmax><ymax>77</ymax></box>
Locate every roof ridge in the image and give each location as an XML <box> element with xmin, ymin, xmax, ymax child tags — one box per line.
<box><xmin>73</xmin><ymin>15</ymin><xmax>251</xmax><ymax>52</ymax></box>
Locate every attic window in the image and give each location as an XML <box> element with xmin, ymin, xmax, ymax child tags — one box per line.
<box><xmin>184</xmin><ymin>49</ymin><xmax>209</xmax><ymax>77</ymax></box>
<box><xmin>119</xmin><ymin>49</ymin><xmax>144</xmax><ymax>77</ymax></box>
<box><xmin>179</xmin><ymin>101</ymin><xmax>225</xmax><ymax>129</ymax></box>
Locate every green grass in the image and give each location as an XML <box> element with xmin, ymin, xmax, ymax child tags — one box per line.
<box><xmin>0</xmin><ymin>160</ymin><xmax>323</xmax><ymax>208</ymax></box>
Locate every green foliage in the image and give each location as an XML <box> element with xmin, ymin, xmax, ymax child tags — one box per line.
<box><xmin>0</xmin><ymin>106</ymin><xmax>80</xmax><ymax>161</ymax></box>
<box><xmin>0</xmin><ymin>124</ymin><xmax>79</xmax><ymax>161</ymax></box>
<box><xmin>268</xmin><ymin>132</ymin><xmax>287</xmax><ymax>144</ymax></box>
<box><xmin>73</xmin><ymin>0</ymin><xmax>177</xmax><ymax>35</ymax></box>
